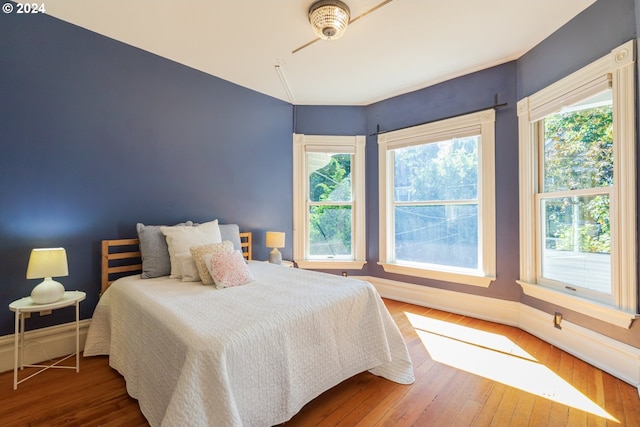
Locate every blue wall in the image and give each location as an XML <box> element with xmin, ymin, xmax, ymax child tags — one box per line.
<box><xmin>0</xmin><ymin>12</ymin><xmax>293</xmax><ymax>334</ymax></box>
<box><xmin>517</xmin><ymin>0</ymin><xmax>636</xmax><ymax>99</ymax></box>
<box><xmin>294</xmin><ymin>105</ymin><xmax>366</xmax><ymax>136</ymax></box>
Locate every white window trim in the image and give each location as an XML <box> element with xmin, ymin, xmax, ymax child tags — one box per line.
<box><xmin>293</xmin><ymin>134</ymin><xmax>366</xmax><ymax>270</ymax></box>
<box><xmin>377</xmin><ymin>109</ymin><xmax>497</xmax><ymax>287</ymax></box>
<box><xmin>517</xmin><ymin>40</ymin><xmax>638</xmax><ymax>328</ymax></box>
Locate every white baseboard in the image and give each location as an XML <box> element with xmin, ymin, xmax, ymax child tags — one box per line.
<box><xmin>0</xmin><ymin>319</ymin><xmax>91</xmax><ymax>374</ymax></box>
<box><xmin>356</xmin><ymin>275</ymin><xmax>521</xmax><ymax>326</ymax></box>
<box><xmin>519</xmin><ymin>304</ymin><xmax>640</xmax><ymax>388</ymax></box>
<box><xmin>355</xmin><ymin>275</ymin><xmax>640</xmax><ymax>388</ymax></box>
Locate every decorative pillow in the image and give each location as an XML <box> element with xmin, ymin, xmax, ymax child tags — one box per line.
<box><xmin>204</xmin><ymin>250</ymin><xmax>254</xmax><ymax>289</ymax></box>
<box><xmin>219</xmin><ymin>224</ymin><xmax>242</xmax><ymax>251</ymax></box>
<box><xmin>175</xmin><ymin>253</ymin><xmax>200</xmax><ymax>282</ymax></box>
<box><xmin>161</xmin><ymin>220</ymin><xmax>222</xmax><ymax>278</ymax></box>
<box><xmin>137</xmin><ymin>221</ymin><xmax>193</xmax><ymax>278</ymax></box>
<box><xmin>190</xmin><ymin>241</ymin><xmax>234</xmax><ymax>285</ymax></box>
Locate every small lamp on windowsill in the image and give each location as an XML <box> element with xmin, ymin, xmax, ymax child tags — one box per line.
<box><xmin>26</xmin><ymin>248</ymin><xmax>68</xmax><ymax>304</ymax></box>
<box><xmin>265</xmin><ymin>232</ymin><xmax>285</xmax><ymax>265</ymax></box>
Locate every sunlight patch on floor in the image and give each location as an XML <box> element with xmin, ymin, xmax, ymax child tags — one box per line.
<box><xmin>405</xmin><ymin>312</ymin><xmax>618</xmax><ymax>422</ymax></box>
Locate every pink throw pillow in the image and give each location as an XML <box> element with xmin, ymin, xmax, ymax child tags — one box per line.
<box><xmin>206</xmin><ymin>250</ymin><xmax>253</xmax><ymax>288</ymax></box>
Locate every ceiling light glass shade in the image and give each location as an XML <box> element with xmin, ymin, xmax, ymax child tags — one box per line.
<box><xmin>308</xmin><ymin>0</ymin><xmax>350</xmax><ymax>40</ymax></box>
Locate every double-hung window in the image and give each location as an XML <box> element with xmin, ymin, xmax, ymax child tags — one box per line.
<box><xmin>378</xmin><ymin>110</ymin><xmax>496</xmax><ymax>287</ymax></box>
<box><xmin>293</xmin><ymin>134</ymin><xmax>366</xmax><ymax>269</ymax></box>
<box><xmin>517</xmin><ymin>40</ymin><xmax>637</xmax><ymax>327</ymax></box>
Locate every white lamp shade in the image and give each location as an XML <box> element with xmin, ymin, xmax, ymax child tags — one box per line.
<box><xmin>26</xmin><ymin>248</ymin><xmax>68</xmax><ymax>279</ymax></box>
<box><xmin>26</xmin><ymin>248</ymin><xmax>68</xmax><ymax>304</ymax></box>
<box><xmin>265</xmin><ymin>232</ymin><xmax>285</xmax><ymax>249</ymax></box>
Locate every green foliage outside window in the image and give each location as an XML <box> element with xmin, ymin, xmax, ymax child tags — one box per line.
<box><xmin>543</xmin><ymin>103</ymin><xmax>612</xmax><ymax>254</ymax></box>
<box><xmin>308</xmin><ymin>154</ymin><xmax>352</xmax><ymax>256</ymax></box>
<box><xmin>393</xmin><ymin>137</ymin><xmax>479</xmax><ymax>268</ymax></box>
<box><xmin>394</xmin><ymin>137</ymin><xmax>478</xmax><ymax>202</ymax></box>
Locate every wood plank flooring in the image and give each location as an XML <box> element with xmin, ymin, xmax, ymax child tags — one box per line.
<box><xmin>0</xmin><ymin>298</ymin><xmax>638</xmax><ymax>426</ymax></box>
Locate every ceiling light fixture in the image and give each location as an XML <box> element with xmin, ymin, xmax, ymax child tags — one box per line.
<box><xmin>308</xmin><ymin>0</ymin><xmax>351</xmax><ymax>41</ymax></box>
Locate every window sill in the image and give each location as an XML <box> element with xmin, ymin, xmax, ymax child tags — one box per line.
<box><xmin>518</xmin><ymin>280</ymin><xmax>638</xmax><ymax>329</ymax></box>
<box><xmin>295</xmin><ymin>260</ymin><xmax>367</xmax><ymax>270</ymax></box>
<box><xmin>378</xmin><ymin>262</ymin><xmax>494</xmax><ymax>288</ymax></box>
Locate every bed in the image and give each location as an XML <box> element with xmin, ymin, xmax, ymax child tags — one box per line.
<box><xmin>84</xmin><ymin>221</ymin><xmax>414</xmax><ymax>427</ymax></box>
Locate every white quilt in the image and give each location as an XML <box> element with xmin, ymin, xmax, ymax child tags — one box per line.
<box><xmin>84</xmin><ymin>262</ymin><xmax>414</xmax><ymax>427</ymax></box>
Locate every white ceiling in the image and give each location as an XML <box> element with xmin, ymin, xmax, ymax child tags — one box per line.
<box><xmin>44</xmin><ymin>0</ymin><xmax>596</xmax><ymax>106</ymax></box>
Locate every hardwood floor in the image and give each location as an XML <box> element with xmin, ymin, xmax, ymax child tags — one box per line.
<box><xmin>1</xmin><ymin>299</ymin><xmax>638</xmax><ymax>426</ymax></box>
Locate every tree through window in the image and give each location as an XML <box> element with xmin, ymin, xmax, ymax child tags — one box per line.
<box><xmin>393</xmin><ymin>136</ymin><xmax>479</xmax><ymax>269</ymax></box>
<box><xmin>539</xmin><ymin>91</ymin><xmax>613</xmax><ymax>298</ymax></box>
<box><xmin>377</xmin><ymin>109</ymin><xmax>496</xmax><ymax>287</ymax></box>
<box><xmin>308</xmin><ymin>152</ymin><xmax>352</xmax><ymax>257</ymax></box>
<box><xmin>293</xmin><ymin>134</ymin><xmax>366</xmax><ymax>270</ymax></box>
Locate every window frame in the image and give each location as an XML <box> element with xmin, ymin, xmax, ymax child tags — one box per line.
<box><xmin>517</xmin><ymin>40</ymin><xmax>637</xmax><ymax>328</ymax></box>
<box><xmin>377</xmin><ymin>109</ymin><xmax>497</xmax><ymax>287</ymax></box>
<box><xmin>293</xmin><ymin>134</ymin><xmax>366</xmax><ymax>270</ymax></box>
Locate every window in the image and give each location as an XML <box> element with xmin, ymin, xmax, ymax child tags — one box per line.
<box><xmin>517</xmin><ymin>40</ymin><xmax>637</xmax><ymax>327</ymax></box>
<box><xmin>540</xmin><ymin>89</ymin><xmax>613</xmax><ymax>303</ymax></box>
<box><xmin>293</xmin><ymin>134</ymin><xmax>366</xmax><ymax>269</ymax></box>
<box><xmin>378</xmin><ymin>109</ymin><xmax>496</xmax><ymax>287</ymax></box>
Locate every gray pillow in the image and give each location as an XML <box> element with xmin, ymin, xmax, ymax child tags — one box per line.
<box><xmin>219</xmin><ymin>224</ymin><xmax>242</xmax><ymax>251</ymax></box>
<box><xmin>137</xmin><ymin>221</ymin><xmax>193</xmax><ymax>278</ymax></box>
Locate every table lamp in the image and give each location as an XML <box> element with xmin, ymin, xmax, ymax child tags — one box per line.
<box><xmin>265</xmin><ymin>232</ymin><xmax>285</xmax><ymax>264</ymax></box>
<box><xmin>26</xmin><ymin>248</ymin><xmax>68</xmax><ymax>304</ymax></box>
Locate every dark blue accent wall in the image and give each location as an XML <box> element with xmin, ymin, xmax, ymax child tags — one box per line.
<box><xmin>517</xmin><ymin>0</ymin><xmax>636</xmax><ymax>99</ymax></box>
<box><xmin>294</xmin><ymin>105</ymin><xmax>366</xmax><ymax>136</ymax></box>
<box><xmin>0</xmin><ymin>12</ymin><xmax>293</xmax><ymax>334</ymax></box>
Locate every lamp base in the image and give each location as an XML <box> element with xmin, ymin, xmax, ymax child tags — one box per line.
<box><xmin>269</xmin><ymin>248</ymin><xmax>282</xmax><ymax>265</ymax></box>
<box><xmin>31</xmin><ymin>278</ymin><xmax>65</xmax><ymax>304</ymax></box>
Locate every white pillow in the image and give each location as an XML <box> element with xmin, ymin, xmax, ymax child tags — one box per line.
<box><xmin>175</xmin><ymin>253</ymin><xmax>200</xmax><ymax>282</ymax></box>
<box><xmin>161</xmin><ymin>219</ymin><xmax>222</xmax><ymax>278</ymax></box>
<box><xmin>203</xmin><ymin>250</ymin><xmax>253</xmax><ymax>289</ymax></box>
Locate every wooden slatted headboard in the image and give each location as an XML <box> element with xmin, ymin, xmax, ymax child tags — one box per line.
<box><xmin>101</xmin><ymin>232</ymin><xmax>253</xmax><ymax>294</ymax></box>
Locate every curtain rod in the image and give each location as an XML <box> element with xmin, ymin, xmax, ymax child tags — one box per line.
<box><xmin>370</xmin><ymin>96</ymin><xmax>508</xmax><ymax>137</ymax></box>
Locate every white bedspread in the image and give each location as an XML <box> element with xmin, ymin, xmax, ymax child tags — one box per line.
<box><xmin>84</xmin><ymin>262</ymin><xmax>414</xmax><ymax>427</ymax></box>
